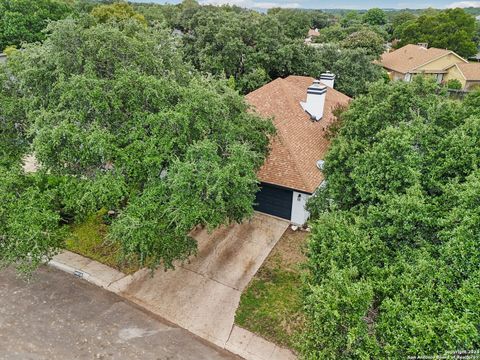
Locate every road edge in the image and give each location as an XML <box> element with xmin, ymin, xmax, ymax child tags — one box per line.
<box><xmin>48</xmin><ymin>250</ymin><xmax>297</xmax><ymax>360</ymax></box>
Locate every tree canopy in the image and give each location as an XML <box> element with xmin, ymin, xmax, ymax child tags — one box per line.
<box><xmin>362</xmin><ymin>8</ymin><xmax>387</xmax><ymax>26</ymax></box>
<box><xmin>342</xmin><ymin>29</ymin><xmax>385</xmax><ymax>57</ymax></box>
<box><xmin>0</xmin><ymin>0</ymin><xmax>388</xmax><ymax>96</ymax></box>
<box><xmin>91</xmin><ymin>2</ymin><xmax>147</xmax><ymax>26</ymax></box>
<box><xmin>302</xmin><ymin>77</ymin><xmax>480</xmax><ymax>358</ymax></box>
<box><xmin>394</xmin><ymin>8</ymin><xmax>478</xmax><ymax>58</ymax></box>
<box><xmin>0</xmin><ymin>16</ymin><xmax>274</xmax><ymax>274</ymax></box>
<box><xmin>390</xmin><ymin>11</ymin><xmax>416</xmax><ymax>32</ymax></box>
<box><xmin>0</xmin><ymin>0</ymin><xmax>73</xmax><ymax>50</ymax></box>
<box><xmin>306</xmin><ymin>45</ymin><xmax>385</xmax><ymax>97</ymax></box>
<box><xmin>132</xmin><ymin>2</ymin><xmax>382</xmax><ymax>96</ymax></box>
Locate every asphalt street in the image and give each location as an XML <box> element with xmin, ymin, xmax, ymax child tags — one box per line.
<box><xmin>0</xmin><ymin>267</ymin><xmax>239</xmax><ymax>360</ymax></box>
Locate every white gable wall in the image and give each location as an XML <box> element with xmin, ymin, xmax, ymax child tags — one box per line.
<box><xmin>291</xmin><ymin>191</ymin><xmax>311</xmax><ymax>225</ymax></box>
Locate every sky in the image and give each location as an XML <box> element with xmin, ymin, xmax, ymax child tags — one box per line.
<box><xmin>129</xmin><ymin>0</ymin><xmax>480</xmax><ymax>10</ymax></box>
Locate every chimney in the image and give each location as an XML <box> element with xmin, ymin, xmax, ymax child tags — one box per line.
<box><xmin>320</xmin><ymin>71</ymin><xmax>335</xmax><ymax>88</ymax></box>
<box><xmin>417</xmin><ymin>42</ymin><xmax>428</xmax><ymax>49</ymax></box>
<box><xmin>300</xmin><ymin>79</ymin><xmax>327</xmax><ymax>121</ymax></box>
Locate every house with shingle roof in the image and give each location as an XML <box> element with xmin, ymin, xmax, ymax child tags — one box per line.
<box><xmin>443</xmin><ymin>62</ymin><xmax>480</xmax><ymax>91</ymax></box>
<box><xmin>307</xmin><ymin>28</ymin><xmax>320</xmax><ymax>37</ymax></box>
<box><xmin>246</xmin><ymin>74</ymin><xmax>350</xmax><ymax>225</ymax></box>
<box><xmin>380</xmin><ymin>43</ymin><xmax>468</xmax><ymax>83</ymax></box>
<box><xmin>305</xmin><ymin>28</ymin><xmax>320</xmax><ymax>44</ymax></box>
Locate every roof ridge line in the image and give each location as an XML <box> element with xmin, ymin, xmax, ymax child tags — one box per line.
<box><xmin>276</xmin><ymin>77</ymin><xmax>316</xmax><ymax>192</ymax></box>
<box><xmin>411</xmin><ymin>50</ymin><xmax>466</xmax><ymax>72</ymax></box>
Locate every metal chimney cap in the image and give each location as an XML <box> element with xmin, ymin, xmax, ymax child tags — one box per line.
<box><xmin>320</xmin><ymin>72</ymin><xmax>335</xmax><ymax>79</ymax></box>
<box><xmin>316</xmin><ymin>160</ymin><xmax>325</xmax><ymax>170</ymax></box>
<box><xmin>307</xmin><ymin>85</ymin><xmax>327</xmax><ymax>95</ymax></box>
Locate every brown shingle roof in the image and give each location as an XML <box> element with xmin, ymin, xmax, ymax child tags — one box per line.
<box><xmin>457</xmin><ymin>62</ymin><xmax>480</xmax><ymax>81</ymax></box>
<box><xmin>380</xmin><ymin>44</ymin><xmax>458</xmax><ymax>74</ymax></box>
<box><xmin>246</xmin><ymin>76</ymin><xmax>351</xmax><ymax>194</ymax></box>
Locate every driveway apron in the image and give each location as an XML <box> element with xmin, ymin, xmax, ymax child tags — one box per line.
<box><xmin>120</xmin><ymin>213</ymin><xmax>289</xmax><ymax>347</ymax></box>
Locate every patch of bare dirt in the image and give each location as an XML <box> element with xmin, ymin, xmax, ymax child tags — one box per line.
<box><xmin>264</xmin><ymin>228</ymin><xmax>308</xmax><ymax>272</ymax></box>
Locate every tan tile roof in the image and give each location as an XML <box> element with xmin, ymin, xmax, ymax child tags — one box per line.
<box><xmin>380</xmin><ymin>44</ymin><xmax>455</xmax><ymax>74</ymax></box>
<box><xmin>457</xmin><ymin>62</ymin><xmax>480</xmax><ymax>81</ymax></box>
<box><xmin>308</xmin><ymin>28</ymin><xmax>320</xmax><ymax>37</ymax></box>
<box><xmin>246</xmin><ymin>76</ymin><xmax>351</xmax><ymax>194</ymax></box>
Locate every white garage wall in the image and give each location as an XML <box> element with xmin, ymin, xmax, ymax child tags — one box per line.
<box><xmin>291</xmin><ymin>191</ymin><xmax>310</xmax><ymax>225</ymax></box>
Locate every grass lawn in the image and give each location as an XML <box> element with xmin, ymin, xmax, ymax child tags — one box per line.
<box><xmin>64</xmin><ymin>210</ymin><xmax>140</xmax><ymax>275</ymax></box>
<box><xmin>235</xmin><ymin>228</ymin><xmax>308</xmax><ymax>350</ymax></box>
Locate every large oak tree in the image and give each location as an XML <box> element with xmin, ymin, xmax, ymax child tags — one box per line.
<box><xmin>0</xmin><ymin>0</ymin><xmax>72</xmax><ymax>50</ymax></box>
<box><xmin>394</xmin><ymin>8</ymin><xmax>477</xmax><ymax>58</ymax></box>
<box><xmin>0</xmin><ymin>15</ymin><xmax>274</xmax><ymax>274</ymax></box>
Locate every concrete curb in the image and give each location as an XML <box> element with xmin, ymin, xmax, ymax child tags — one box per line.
<box><xmin>225</xmin><ymin>325</ymin><xmax>296</xmax><ymax>360</ymax></box>
<box><xmin>48</xmin><ymin>251</ymin><xmax>130</xmax><ymax>292</ymax></box>
<box><xmin>48</xmin><ymin>251</ymin><xmax>297</xmax><ymax>360</ymax></box>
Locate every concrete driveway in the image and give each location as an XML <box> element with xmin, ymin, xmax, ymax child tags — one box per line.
<box><xmin>120</xmin><ymin>213</ymin><xmax>289</xmax><ymax>347</ymax></box>
<box><xmin>0</xmin><ymin>267</ymin><xmax>238</xmax><ymax>360</ymax></box>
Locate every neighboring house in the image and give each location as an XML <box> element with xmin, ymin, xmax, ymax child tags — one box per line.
<box><xmin>307</xmin><ymin>28</ymin><xmax>320</xmax><ymax>37</ymax></box>
<box><xmin>379</xmin><ymin>43</ymin><xmax>468</xmax><ymax>84</ymax></box>
<box><xmin>304</xmin><ymin>28</ymin><xmax>320</xmax><ymax>44</ymax></box>
<box><xmin>246</xmin><ymin>74</ymin><xmax>350</xmax><ymax>225</ymax></box>
<box><xmin>444</xmin><ymin>62</ymin><xmax>480</xmax><ymax>90</ymax></box>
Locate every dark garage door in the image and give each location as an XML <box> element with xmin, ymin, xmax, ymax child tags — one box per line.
<box><xmin>254</xmin><ymin>183</ymin><xmax>292</xmax><ymax>220</ymax></box>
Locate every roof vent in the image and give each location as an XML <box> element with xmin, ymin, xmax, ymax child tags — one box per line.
<box><xmin>418</xmin><ymin>42</ymin><xmax>428</xmax><ymax>49</ymax></box>
<box><xmin>316</xmin><ymin>160</ymin><xmax>325</xmax><ymax>170</ymax></box>
<box><xmin>301</xmin><ymin>80</ymin><xmax>327</xmax><ymax>121</ymax></box>
<box><xmin>320</xmin><ymin>71</ymin><xmax>335</xmax><ymax>88</ymax></box>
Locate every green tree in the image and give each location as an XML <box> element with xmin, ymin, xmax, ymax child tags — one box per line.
<box><xmin>180</xmin><ymin>6</ymin><xmax>303</xmax><ymax>93</ymax></box>
<box><xmin>134</xmin><ymin>3</ymin><xmax>181</xmax><ymax>28</ymax></box>
<box><xmin>395</xmin><ymin>8</ymin><xmax>477</xmax><ymax>58</ymax></box>
<box><xmin>302</xmin><ymin>77</ymin><xmax>480</xmax><ymax>358</ymax></box>
<box><xmin>307</xmin><ymin>45</ymin><xmax>385</xmax><ymax>98</ymax></box>
<box><xmin>238</xmin><ymin>67</ymin><xmax>270</xmax><ymax>93</ymax></box>
<box><xmin>0</xmin><ymin>64</ymin><xmax>29</xmax><ymax>167</ymax></box>
<box><xmin>390</xmin><ymin>11</ymin><xmax>416</xmax><ymax>33</ymax></box>
<box><xmin>3</xmin><ymin>45</ymin><xmax>17</xmax><ymax>55</ymax></box>
<box><xmin>362</xmin><ymin>8</ymin><xmax>387</xmax><ymax>26</ymax></box>
<box><xmin>91</xmin><ymin>2</ymin><xmax>147</xmax><ymax>26</ymax></box>
<box><xmin>0</xmin><ymin>16</ymin><xmax>274</xmax><ymax>273</ymax></box>
<box><xmin>268</xmin><ymin>8</ymin><xmax>332</xmax><ymax>39</ymax></box>
<box><xmin>0</xmin><ymin>168</ymin><xmax>66</xmax><ymax>276</ymax></box>
<box><xmin>340</xmin><ymin>11</ymin><xmax>362</xmax><ymax>27</ymax></box>
<box><xmin>0</xmin><ymin>0</ymin><xmax>72</xmax><ymax>50</ymax></box>
<box><xmin>342</xmin><ymin>29</ymin><xmax>385</xmax><ymax>57</ymax></box>
<box><xmin>148</xmin><ymin>3</ymin><xmax>379</xmax><ymax>96</ymax></box>
<box><xmin>315</xmin><ymin>25</ymin><xmax>348</xmax><ymax>43</ymax></box>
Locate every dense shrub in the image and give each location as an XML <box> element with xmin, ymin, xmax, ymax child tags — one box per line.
<box><xmin>445</xmin><ymin>78</ymin><xmax>463</xmax><ymax>90</ymax></box>
<box><xmin>302</xmin><ymin>78</ymin><xmax>480</xmax><ymax>358</ymax></box>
